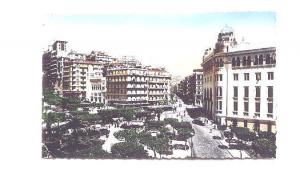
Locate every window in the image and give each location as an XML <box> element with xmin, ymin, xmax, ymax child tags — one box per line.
<box><xmin>255</xmin><ymin>86</ymin><xmax>261</xmax><ymax>97</ymax></box>
<box><xmin>254</xmin><ymin>55</ymin><xmax>258</xmax><ymax>65</ymax></box>
<box><xmin>268</xmin><ymin>72</ymin><xmax>274</xmax><ymax>80</ymax></box>
<box><xmin>232</xmin><ymin>58</ymin><xmax>236</xmax><ymax>66</ymax></box>
<box><xmin>255</xmin><ymin>102</ymin><xmax>260</xmax><ymax>113</ymax></box>
<box><xmin>219</xmin><ymin>74</ymin><xmax>223</xmax><ymax>81</ymax></box>
<box><xmin>236</xmin><ymin>57</ymin><xmax>240</xmax><ymax>66</ymax></box>
<box><xmin>268</xmin><ymin>86</ymin><xmax>273</xmax><ymax>98</ymax></box>
<box><xmin>266</xmin><ymin>54</ymin><xmax>271</xmax><ymax>64</ymax></box>
<box><xmin>232</xmin><ymin>119</ymin><xmax>237</xmax><ymax>127</ymax></box>
<box><xmin>242</xmin><ymin>56</ymin><xmax>247</xmax><ymax>66</ymax></box>
<box><xmin>255</xmin><ymin>72</ymin><xmax>261</xmax><ymax>81</ymax></box>
<box><xmin>219</xmin><ymin>101</ymin><xmax>222</xmax><ymax>110</ymax></box>
<box><xmin>268</xmin><ymin>123</ymin><xmax>272</xmax><ymax>132</ymax></box>
<box><xmin>218</xmin><ymin>87</ymin><xmax>222</xmax><ymax>97</ymax></box>
<box><xmin>244</xmin><ymin>102</ymin><xmax>249</xmax><ymax>112</ymax></box>
<box><xmin>268</xmin><ymin>102</ymin><xmax>273</xmax><ymax>113</ymax></box>
<box><xmin>247</xmin><ymin>56</ymin><xmax>251</xmax><ymax>65</ymax></box>
<box><xmin>234</xmin><ymin>86</ymin><xmax>238</xmax><ymax>97</ymax></box>
<box><xmin>244</xmin><ymin>86</ymin><xmax>249</xmax><ymax>97</ymax></box>
<box><xmin>259</xmin><ymin>55</ymin><xmax>263</xmax><ymax>65</ymax></box>
<box><xmin>254</xmin><ymin>120</ymin><xmax>260</xmax><ymax>131</ymax></box>
<box><xmin>234</xmin><ymin>73</ymin><xmax>239</xmax><ymax>81</ymax></box>
<box><xmin>234</xmin><ymin>101</ymin><xmax>238</xmax><ymax>111</ymax></box>
<box><xmin>271</xmin><ymin>54</ymin><xmax>276</xmax><ymax>64</ymax></box>
<box><xmin>244</xmin><ymin>120</ymin><xmax>248</xmax><ymax>128</ymax></box>
<box><xmin>219</xmin><ymin>59</ymin><xmax>224</xmax><ymax>67</ymax></box>
<box><xmin>244</xmin><ymin>73</ymin><xmax>249</xmax><ymax>80</ymax></box>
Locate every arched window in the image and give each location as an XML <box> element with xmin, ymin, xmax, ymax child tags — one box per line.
<box><xmin>236</xmin><ymin>57</ymin><xmax>240</xmax><ymax>66</ymax></box>
<box><xmin>271</xmin><ymin>53</ymin><xmax>276</xmax><ymax>64</ymax></box>
<box><xmin>232</xmin><ymin>57</ymin><xmax>236</xmax><ymax>67</ymax></box>
<box><xmin>266</xmin><ymin>54</ymin><xmax>271</xmax><ymax>64</ymax></box>
<box><xmin>259</xmin><ymin>55</ymin><xmax>263</xmax><ymax>65</ymax></box>
<box><xmin>242</xmin><ymin>56</ymin><xmax>247</xmax><ymax>66</ymax></box>
<box><xmin>247</xmin><ymin>56</ymin><xmax>251</xmax><ymax>66</ymax></box>
<box><xmin>254</xmin><ymin>55</ymin><xmax>258</xmax><ymax>65</ymax></box>
<box><xmin>220</xmin><ymin>59</ymin><xmax>224</xmax><ymax>67</ymax></box>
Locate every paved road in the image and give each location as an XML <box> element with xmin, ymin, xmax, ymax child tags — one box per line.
<box><xmin>191</xmin><ymin>124</ymin><xmax>233</xmax><ymax>159</ymax></box>
<box><xmin>166</xmin><ymin>96</ymin><xmax>233</xmax><ymax>159</ymax></box>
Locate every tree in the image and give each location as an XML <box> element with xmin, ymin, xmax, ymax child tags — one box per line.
<box><xmin>252</xmin><ymin>138</ymin><xmax>276</xmax><ymax>158</ymax></box>
<box><xmin>111</xmin><ymin>142</ymin><xmax>148</xmax><ymax>159</ymax></box>
<box><xmin>68</xmin><ymin>118</ymin><xmax>83</xmax><ymax>151</ymax></box>
<box><xmin>155</xmin><ymin>108</ymin><xmax>164</xmax><ymax>121</ymax></box>
<box><xmin>231</xmin><ymin>127</ymin><xmax>256</xmax><ymax>143</ymax></box>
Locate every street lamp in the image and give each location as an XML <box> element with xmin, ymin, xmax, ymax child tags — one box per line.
<box><xmin>190</xmin><ymin>132</ymin><xmax>195</xmax><ymax>158</ymax></box>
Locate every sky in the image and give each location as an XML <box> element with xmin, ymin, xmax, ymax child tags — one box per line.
<box><xmin>42</xmin><ymin>12</ymin><xmax>276</xmax><ymax>77</ymax></box>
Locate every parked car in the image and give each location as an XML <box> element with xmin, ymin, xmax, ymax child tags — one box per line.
<box><xmin>172</xmin><ymin>144</ymin><xmax>189</xmax><ymax>150</ymax></box>
<box><xmin>192</xmin><ymin>119</ymin><xmax>204</xmax><ymax>126</ymax></box>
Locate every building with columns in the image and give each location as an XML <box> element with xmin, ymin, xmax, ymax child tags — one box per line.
<box><xmin>201</xmin><ymin>26</ymin><xmax>276</xmax><ymax>133</ymax></box>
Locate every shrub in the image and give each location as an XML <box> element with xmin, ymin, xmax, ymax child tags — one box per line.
<box><xmin>252</xmin><ymin>138</ymin><xmax>276</xmax><ymax>158</ymax></box>
<box><xmin>113</xmin><ymin>130</ymin><xmax>139</xmax><ymax>143</ymax></box>
<box><xmin>164</xmin><ymin>118</ymin><xmax>179</xmax><ymax>125</ymax></box>
<box><xmin>224</xmin><ymin>131</ymin><xmax>234</xmax><ymax>139</ymax></box>
<box><xmin>258</xmin><ymin>131</ymin><xmax>276</xmax><ymax>142</ymax></box>
<box><xmin>146</xmin><ymin>121</ymin><xmax>166</xmax><ymax>129</ymax></box>
<box><xmin>231</xmin><ymin>127</ymin><xmax>257</xmax><ymax>142</ymax></box>
<box><xmin>111</xmin><ymin>142</ymin><xmax>148</xmax><ymax>158</ymax></box>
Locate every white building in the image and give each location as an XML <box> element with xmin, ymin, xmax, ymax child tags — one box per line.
<box><xmin>193</xmin><ymin>69</ymin><xmax>203</xmax><ymax>107</ymax></box>
<box><xmin>202</xmin><ymin>26</ymin><xmax>276</xmax><ymax>133</ymax></box>
<box><xmin>147</xmin><ymin>67</ymin><xmax>171</xmax><ymax>105</ymax></box>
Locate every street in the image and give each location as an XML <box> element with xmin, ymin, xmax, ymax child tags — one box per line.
<box><xmin>162</xmin><ymin>97</ymin><xmax>234</xmax><ymax>159</ymax></box>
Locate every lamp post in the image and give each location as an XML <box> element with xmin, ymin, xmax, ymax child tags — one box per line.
<box><xmin>190</xmin><ymin>132</ymin><xmax>195</xmax><ymax>158</ymax></box>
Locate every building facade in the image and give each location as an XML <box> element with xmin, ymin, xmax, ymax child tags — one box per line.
<box><xmin>194</xmin><ymin>69</ymin><xmax>203</xmax><ymax>107</ymax></box>
<box><xmin>62</xmin><ymin>59</ymin><xmax>107</xmax><ymax>104</ymax></box>
<box><xmin>106</xmin><ymin>66</ymin><xmax>149</xmax><ymax>107</ymax></box>
<box><xmin>201</xmin><ymin>27</ymin><xmax>276</xmax><ymax>133</ymax></box>
<box><xmin>42</xmin><ymin>40</ymin><xmax>68</xmax><ymax>94</ymax></box>
<box><xmin>106</xmin><ymin>66</ymin><xmax>171</xmax><ymax>107</ymax></box>
<box><xmin>147</xmin><ymin>68</ymin><xmax>171</xmax><ymax>105</ymax></box>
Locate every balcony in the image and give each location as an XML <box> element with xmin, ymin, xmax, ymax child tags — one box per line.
<box><xmin>233</xmin><ymin>111</ymin><xmax>238</xmax><ymax>115</ymax></box>
<box><xmin>243</xmin><ymin>97</ymin><xmax>249</xmax><ymax>101</ymax></box>
<box><xmin>233</xmin><ymin>97</ymin><xmax>238</xmax><ymax>100</ymax></box>
<box><xmin>267</xmin><ymin>113</ymin><xmax>273</xmax><ymax>118</ymax></box>
<box><xmin>243</xmin><ymin>111</ymin><xmax>249</xmax><ymax>116</ymax></box>
<box><xmin>254</xmin><ymin>112</ymin><xmax>260</xmax><ymax>117</ymax></box>
<box><xmin>255</xmin><ymin>97</ymin><xmax>261</xmax><ymax>101</ymax></box>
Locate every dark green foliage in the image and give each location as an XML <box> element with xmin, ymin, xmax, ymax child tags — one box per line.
<box><xmin>114</xmin><ymin>130</ymin><xmax>140</xmax><ymax>143</ymax></box>
<box><xmin>67</xmin><ymin>144</ymin><xmax>111</xmax><ymax>159</ymax></box>
<box><xmin>258</xmin><ymin>131</ymin><xmax>276</xmax><ymax>142</ymax></box>
<box><xmin>111</xmin><ymin>142</ymin><xmax>148</xmax><ymax>158</ymax></box>
<box><xmin>176</xmin><ymin>128</ymin><xmax>195</xmax><ymax>140</ymax></box>
<box><xmin>252</xmin><ymin>138</ymin><xmax>276</xmax><ymax>158</ymax></box>
<box><xmin>146</xmin><ymin>121</ymin><xmax>167</xmax><ymax>129</ymax></box>
<box><xmin>231</xmin><ymin>127</ymin><xmax>257</xmax><ymax>142</ymax></box>
<box><xmin>224</xmin><ymin>131</ymin><xmax>234</xmax><ymax>139</ymax></box>
<box><xmin>164</xmin><ymin>118</ymin><xmax>179</xmax><ymax>126</ymax></box>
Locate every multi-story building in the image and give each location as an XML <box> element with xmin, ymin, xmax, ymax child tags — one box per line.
<box><xmin>106</xmin><ymin>66</ymin><xmax>172</xmax><ymax>107</ymax></box>
<box><xmin>62</xmin><ymin>59</ymin><xmax>106</xmax><ymax>104</ymax></box>
<box><xmin>42</xmin><ymin>40</ymin><xmax>68</xmax><ymax>94</ymax></box>
<box><xmin>201</xmin><ymin>26</ymin><xmax>276</xmax><ymax>133</ymax></box>
<box><xmin>106</xmin><ymin>66</ymin><xmax>149</xmax><ymax>107</ymax></box>
<box><xmin>193</xmin><ymin>69</ymin><xmax>203</xmax><ymax>107</ymax></box>
<box><xmin>147</xmin><ymin>68</ymin><xmax>171</xmax><ymax>105</ymax></box>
